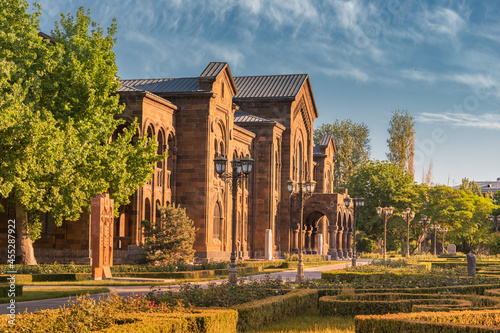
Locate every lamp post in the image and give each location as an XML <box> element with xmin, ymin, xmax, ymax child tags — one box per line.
<box><xmin>344</xmin><ymin>197</ymin><xmax>365</xmax><ymax>267</ymax></box>
<box><xmin>429</xmin><ymin>224</ymin><xmax>441</xmax><ymax>256</ymax></box>
<box><xmin>490</xmin><ymin>215</ymin><xmax>500</xmax><ymax>232</ymax></box>
<box><xmin>439</xmin><ymin>227</ymin><xmax>448</xmax><ymax>253</ymax></box>
<box><xmin>376</xmin><ymin>206</ymin><xmax>394</xmax><ymax>261</ymax></box>
<box><xmin>287</xmin><ymin>179</ymin><xmax>316</xmax><ymax>282</ymax></box>
<box><xmin>214</xmin><ymin>155</ymin><xmax>254</xmax><ymax>283</ymax></box>
<box><xmin>401</xmin><ymin>208</ymin><xmax>415</xmax><ymax>257</ymax></box>
<box><xmin>419</xmin><ymin>215</ymin><xmax>430</xmax><ymax>253</ymax></box>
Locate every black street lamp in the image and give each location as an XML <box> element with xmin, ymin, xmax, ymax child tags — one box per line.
<box><xmin>214</xmin><ymin>155</ymin><xmax>254</xmax><ymax>283</ymax></box>
<box><xmin>287</xmin><ymin>179</ymin><xmax>316</xmax><ymax>282</ymax></box>
<box><xmin>376</xmin><ymin>206</ymin><xmax>394</xmax><ymax>261</ymax></box>
<box><xmin>344</xmin><ymin>197</ymin><xmax>365</xmax><ymax>267</ymax></box>
<box><xmin>401</xmin><ymin>208</ymin><xmax>415</xmax><ymax>257</ymax></box>
<box><xmin>429</xmin><ymin>223</ymin><xmax>441</xmax><ymax>256</ymax></box>
<box><xmin>419</xmin><ymin>215</ymin><xmax>430</xmax><ymax>254</ymax></box>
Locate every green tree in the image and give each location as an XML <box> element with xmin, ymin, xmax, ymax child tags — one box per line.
<box><xmin>386</xmin><ymin>110</ymin><xmax>415</xmax><ymax>176</ymax></box>
<box><xmin>347</xmin><ymin>160</ymin><xmax>415</xmax><ymax>247</ymax></box>
<box><xmin>420</xmin><ymin>185</ymin><xmax>497</xmax><ymax>254</ymax></box>
<box><xmin>314</xmin><ymin>120</ymin><xmax>370</xmax><ymax>189</ymax></box>
<box><xmin>0</xmin><ymin>3</ymin><xmax>159</xmax><ymax>264</ymax></box>
<box><xmin>142</xmin><ymin>204</ymin><xmax>197</xmax><ymax>265</ymax></box>
<box><xmin>459</xmin><ymin>177</ymin><xmax>482</xmax><ymax>196</ymax></box>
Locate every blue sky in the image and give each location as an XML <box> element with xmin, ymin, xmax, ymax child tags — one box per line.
<box><xmin>36</xmin><ymin>0</ymin><xmax>500</xmax><ymax>186</ymax></box>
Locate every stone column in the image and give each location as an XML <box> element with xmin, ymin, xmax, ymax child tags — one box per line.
<box><xmin>305</xmin><ymin>226</ymin><xmax>312</xmax><ymax>253</ymax></box>
<box><xmin>292</xmin><ymin>224</ymin><xmax>299</xmax><ymax>252</ymax></box>
<box><xmin>311</xmin><ymin>225</ymin><xmax>318</xmax><ymax>254</ymax></box>
<box><xmin>337</xmin><ymin>229</ymin><xmax>343</xmax><ymax>259</ymax></box>
<box><xmin>347</xmin><ymin>229</ymin><xmax>353</xmax><ymax>258</ymax></box>
<box><xmin>328</xmin><ymin>225</ymin><xmax>338</xmax><ymax>260</ymax></box>
<box><xmin>342</xmin><ymin>231</ymin><xmax>348</xmax><ymax>259</ymax></box>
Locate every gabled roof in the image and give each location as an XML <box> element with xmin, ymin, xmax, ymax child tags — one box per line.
<box><xmin>199</xmin><ymin>62</ymin><xmax>238</xmax><ymax>94</ymax></box>
<box><xmin>200</xmin><ymin>62</ymin><xmax>228</xmax><ymax>78</ymax></box>
<box><xmin>233</xmin><ymin>74</ymin><xmax>308</xmax><ymax>99</ymax></box>
<box><xmin>319</xmin><ymin>134</ymin><xmax>334</xmax><ymax>147</ymax></box>
<box><xmin>119</xmin><ymin>78</ymin><xmax>201</xmax><ymax>93</ymax></box>
<box><xmin>314</xmin><ymin>134</ymin><xmax>336</xmax><ymax>156</ymax></box>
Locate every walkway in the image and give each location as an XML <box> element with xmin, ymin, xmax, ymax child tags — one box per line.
<box><xmin>0</xmin><ymin>259</ymin><xmax>371</xmax><ymax>315</ymax></box>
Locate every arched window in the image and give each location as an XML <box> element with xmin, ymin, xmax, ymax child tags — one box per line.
<box><xmin>155</xmin><ymin>200</ymin><xmax>162</xmax><ymax>224</ymax></box>
<box><xmin>144</xmin><ymin>198</ymin><xmax>151</xmax><ymax>223</ymax></box>
<box><xmin>213</xmin><ymin>202</ymin><xmax>222</xmax><ymax>240</ymax></box>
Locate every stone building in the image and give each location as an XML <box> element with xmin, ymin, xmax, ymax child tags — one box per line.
<box><xmin>0</xmin><ymin>62</ymin><xmax>354</xmax><ymax>263</ymax></box>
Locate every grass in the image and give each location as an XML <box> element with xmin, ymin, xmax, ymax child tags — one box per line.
<box><xmin>257</xmin><ymin>309</ymin><xmax>354</xmax><ymax>333</ymax></box>
<box><xmin>0</xmin><ymin>287</ymin><xmax>110</xmax><ymax>304</ymax></box>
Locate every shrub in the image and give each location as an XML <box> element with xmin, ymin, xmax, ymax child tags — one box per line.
<box><xmin>234</xmin><ymin>289</ymin><xmax>318</xmax><ymax>331</ymax></box>
<box><xmin>357</xmin><ymin>238</ymin><xmax>377</xmax><ymax>253</ymax></box>
<box><xmin>142</xmin><ymin>203</ymin><xmax>196</xmax><ymax>266</ymax></box>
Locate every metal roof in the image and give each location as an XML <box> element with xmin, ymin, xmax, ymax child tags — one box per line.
<box><xmin>319</xmin><ymin>134</ymin><xmax>334</xmax><ymax>147</ymax></box>
<box><xmin>200</xmin><ymin>62</ymin><xmax>228</xmax><ymax>78</ymax></box>
<box><xmin>234</xmin><ymin>111</ymin><xmax>275</xmax><ymax>124</ymax></box>
<box><xmin>118</xmin><ymin>83</ymin><xmax>145</xmax><ymax>92</ymax></box>
<box><xmin>233</xmin><ymin>74</ymin><xmax>308</xmax><ymax>99</ymax></box>
<box><xmin>119</xmin><ymin>78</ymin><xmax>201</xmax><ymax>93</ymax></box>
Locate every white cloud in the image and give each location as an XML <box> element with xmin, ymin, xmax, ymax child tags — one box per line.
<box><xmin>416</xmin><ymin>112</ymin><xmax>500</xmax><ymax>130</ymax></box>
<box><xmin>423</xmin><ymin>8</ymin><xmax>466</xmax><ymax>37</ymax></box>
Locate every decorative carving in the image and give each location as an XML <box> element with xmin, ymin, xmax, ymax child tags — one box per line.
<box><xmin>91</xmin><ymin>193</ymin><xmax>114</xmax><ymax>280</ymax></box>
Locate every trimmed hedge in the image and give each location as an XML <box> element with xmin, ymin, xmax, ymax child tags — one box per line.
<box><xmin>318</xmin><ymin>283</ymin><xmax>500</xmax><ymax>297</ymax></box>
<box><xmin>113</xmin><ymin>266</ymin><xmax>262</xmax><ymax>280</ymax></box>
<box><xmin>319</xmin><ymin>293</ymin><xmax>485</xmax><ymax>316</ymax></box>
<box><xmin>355</xmin><ymin>309</ymin><xmax>500</xmax><ymax>332</ymax></box>
<box><xmin>233</xmin><ymin>289</ymin><xmax>318</xmax><ymax>331</ymax></box>
<box><xmin>0</xmin><ymin>284</ymin><xmax>22</xmax><ymax>297</ymax></box>
<box><xmin>96</xmin><ymin>310</ymin><xmax>238</xmax><ymax>333</ymax></box>
<box><xmin>0</xmin><ymin>309</ymin><xmax>238</xmax><ymax>333</ymax></box>
<box><xmin>321</xmin><ymin>271</ymin><xmax>429</xmax><ymax>283</ymax></box>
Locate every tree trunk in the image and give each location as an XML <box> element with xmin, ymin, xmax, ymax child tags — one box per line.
<box><xmin>16</xmin><ymin>203</ymin><xmax>37</xmax><ymax>265</ymax></box>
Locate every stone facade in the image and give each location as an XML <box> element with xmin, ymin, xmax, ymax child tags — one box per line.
<box><xmin>0</xmin><ymin>62</ymin><xmax>354</xmax><ymax>263</ymax></box>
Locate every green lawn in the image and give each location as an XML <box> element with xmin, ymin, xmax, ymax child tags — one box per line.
<box><xmin>0</xmin><ymin>287</ymin><xmax>110</xmax><ymax>303</ymax></box>
<box><xmin>257</xmin><ymin>310</ymin><xmax>354</xmax><ymax>333</ymax></box>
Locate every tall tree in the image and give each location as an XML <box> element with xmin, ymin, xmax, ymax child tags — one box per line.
<box><xmin>0</xmin><ymin>3</ymin><xmax>159</xmax><ymax>264</ymax></box>
<box><xmin>386</xmin><ymin>110</ymin><xmax>415</xmax><ymax>176</ymax></box>
<box><xmin>314</xmin><ymin>120</ymin><xmax>370</xmax><ymax>189</ymax></box>
<box><xmin>347</xmin><ymin>160</ymin><xmax>415</xmax><ymax>248</ymax></box>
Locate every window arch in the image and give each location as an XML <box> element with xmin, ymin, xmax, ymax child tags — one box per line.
<box><xmin>213</xmin><ymin>202</ymin><xmax>222</xmax><ymax>240</ymax></box>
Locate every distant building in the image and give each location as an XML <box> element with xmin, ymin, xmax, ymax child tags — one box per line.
<box><xmin>453</xmin><ymin>180</ymin><xmax>500</xmax><ymax>195</ymax></box>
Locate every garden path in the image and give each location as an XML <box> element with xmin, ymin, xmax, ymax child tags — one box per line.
<box><xmin>0</xmin><ymin>259</ymin><xmax>372</xmax><ymax>315</ymax></box>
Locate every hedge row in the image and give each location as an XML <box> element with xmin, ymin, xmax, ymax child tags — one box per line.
<box><xmin>0</xmin><ymin>284</ymin><xmax>23</xmax><ymax>298</ymax></box>
<box><xmin>355</xmin><ymin>309</ymin><xmax>500</xmax><ymax>332</ymax></box>
<box><xmin>0</xmin><ymin>267</ymin><xmax>262</xmax><ymax>283</ymax></box>
<box><xmin>96</xmin><ymin>311</ymin><xmax>238</xmax><ymax>333</ymax></box>
<box><xmin>0</xmin><ymin>309</ymin><xmax>238</xmax><ymax>333</ymax></box>
<box><xmin>0</xmin><ymin>274</ymin><xmax>91</xmax><ymax>283</ymax></box>
<box><xmin>321</xmin><ymin>271</ymin><xmax>429</xmax><ymax>283</ymax></box>
<box><xmin>318</xmin><ymin>284</ymin><xmax>500</xmax><ymax>297</ymax></box>
<box><xmin>113</xmin><ymin>266</ymin><xmax>262</xmax><ymax>279</ymax></box>
<box><xmin>233</xmin><ymin>289</ymin><xmax>318</xmax><ymax>332</ymax></box>
<box><xmin>319</xmin><ymin>292</ymin><xmax>498</xmax><ymax>316</ymax></box>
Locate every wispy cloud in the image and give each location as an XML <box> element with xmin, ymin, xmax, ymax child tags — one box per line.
<box><xmin>423</xmin><ymin>8</ymin><xmax>466</xmax><ymax>37</ymax></box>
<box><xmin>416</xmin><ymin>112</ymin><xmax>500</xmax><ymax>130</ymax></box>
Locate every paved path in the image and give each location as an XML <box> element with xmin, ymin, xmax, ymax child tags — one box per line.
<box><xmin>0</xmin><ymin>259</ymin><xmax>372</xmax><ymax>315</ymax></box>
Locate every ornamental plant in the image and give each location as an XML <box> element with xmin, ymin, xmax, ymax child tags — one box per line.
<box><xmin>141</xmin><ymin>203</ymin><xmax>197</xmax><ymax>266</ymax></box>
